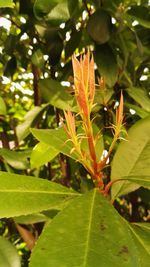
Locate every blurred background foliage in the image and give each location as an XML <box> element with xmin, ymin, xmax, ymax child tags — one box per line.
<box><xmin>0</xmin><ymin>0</ymin><xmax>150</xmax><ymax>266</ymax></box>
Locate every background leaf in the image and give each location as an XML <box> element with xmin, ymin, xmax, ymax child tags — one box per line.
<box><xmin>95</xmin><ymin>44</ymin><xmax>118</xmax><ymax>87</ymax></box>
<box><xmin>0</xmin><ymin>0</ymin><xmax>14</xmax><ymax>8</ymax></box>
<box><xmin>127</xmin><ymin>87</ymin><xmax>150</xmax><ymax>112</ymax></box>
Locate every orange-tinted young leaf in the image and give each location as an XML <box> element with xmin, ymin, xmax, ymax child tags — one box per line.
<box><xmin>116</xmin><ymin>92</ymin><xmax>123</xmax><ymax>126</ymax></box>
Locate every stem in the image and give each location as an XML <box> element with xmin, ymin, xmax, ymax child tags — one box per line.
<box><xmin>32</xmin><ymin>64</ymin><xmax>40</xmax><ymax>106</ymax></box>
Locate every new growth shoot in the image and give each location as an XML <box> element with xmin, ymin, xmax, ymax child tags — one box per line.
<box><xmin>63</xmin><ymin>51</ymin><xmax>124</xmax><ymax>192</ymax></box>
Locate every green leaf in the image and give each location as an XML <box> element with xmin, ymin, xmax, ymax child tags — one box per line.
<box><xmin>127</xmin><ymin>6</ymin><xmax>150</xmax><ymax>29</ymax></box>
<box><xmin>123</xmin><ymin>176</ymin><xmax>150</xmax><ymax>189</ymax></box>
<box><xmin>87</xmin><ymin>8</ymin><xmax>112</xmax><ymax>44</ymax></box>
<box><xmin>30</xmin><ymin>142</ymin><xmax>59</xmax><ymax>168</ymax></box>
<box><xmin>30</xmin><ymin>189</ymin><xmax>140</xmax><ymax>267</ymax></box>
<box><xmin>31</xmin><ymin>127</ymin><xmax>79</xmax><ymax>161</ymax></box>
<box><xmin>0</xmin><ymin>97</ymin><xmax>7</xmax><ymax>115</ymax></box>
<box><xmin>127</xmin><ymin>87</ymin><xmax>150</xmax><ymax>112</ymax></box>
<box><xmin>0</xmin><ymin>171</ymin><xmax>79</xmax><ymax>218</ymax></box>
<box><xmin>0</xmin><ymin>148</ymin><xmax>31</xmax><ymax>170</ymax></box>
<box><xmin>14</xmin><ymin>213</ymin><xmax>50</xmax><ymax>224</ymax></box>
<box><xmin>0</xmin><ymin>0</ymin><xmax>14</xmax><ymax>8</ymax></box>
<box><xmin>39</xmin><ymin>78</ymin><xmax>74</xmax><ymax>110</ymax></box>
<box><xmin>16</xmin><ymin>104</ymin><xmax>48</xmax><ymax>141</ymax></box>
<box><xmin>31</xmin><ymin>49</ymin><xmax>45</xmax><ymax>68</ymax></box>
<box><xmin>95</xmin><ymin>44</ymin><xmax>118</xmax><ymax>87</ymax></box>
<box><xmin>111</xmin><ymin>116</ymin><xmax>150</xmax><ymax>198</ymax></box>
<box><xmin>125</xmin><ymin>103</ymin><xmax>150</xmax><ymax>119</ymax></box>
<box><xmin>128</xmin><ymin>223</ymin><xmax>150</xmax><ymax>267</ymax></box>
<box><xmin>0</xmin><ymin>237</ymin><xmax>21</xmax><ymax>267</ymax></box>
<box><xmin>65</xmin><ymin>30</ymin><xmax>82</xmax><ymax>59</ymax></box>
<box><xmin>34</xmin><ymin>0</ymin><xmax>70</xmax><ymax>24</ymax></box>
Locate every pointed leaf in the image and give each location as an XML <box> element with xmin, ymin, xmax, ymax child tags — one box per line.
<box><xmin>31</xmin><ymin>127</ymin><xmax>79</xmax><ymax>160</ymax></box>
<box><xmin>111</xmin><ymin>117</ymin><xmax>150</xmax><ymax>198</ymax></box>
<box><xmin>0</xmin><ymin>171</ymin><xmax>79</xmax><ymax>218</ymax></box>
<box><xmin>30</xmin><ymin>189</ymin><xmax>140</xmax><ymax>267</ymax></box>
<box><xmin>16</xmin><ymin>104</ymin><xmax>48</xmax><ymax>141</ymax></box>
<box><xmin>0</xmin><ymin>237</ymin><xmax>21</xmax><ymax>267</ymax></box>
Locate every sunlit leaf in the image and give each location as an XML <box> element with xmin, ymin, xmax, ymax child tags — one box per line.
<box><xmin>0</xmin><ymin>171</ymin><xmax>79</xmax><ymax>218</ymax></box>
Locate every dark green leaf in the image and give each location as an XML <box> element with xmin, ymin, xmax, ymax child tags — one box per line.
<box><xmin>87</xmin><ymin>9</ymin><xmax>112</xmax><ymax>44</ymax></box>
<box><xmin>95</xmin><ymin>44</ymin><xmax>118</xmax><ymax>87</ymax></box>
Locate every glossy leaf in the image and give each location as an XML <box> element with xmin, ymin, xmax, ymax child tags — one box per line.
<box><xmin>0</xmin><ymin>0</ymin><xmax>14</xmax><ymax>8</ymax></box>
<box><xmin>95</xmin><ymin>44</ymin><xmax>118</xmax><ymax>87</ymax></box>
<box><xmin>127</xmin><ymin>87</ymin><xmax>150</xmax><ymax>112</ymax></box>
<box><xmin>0</xmin><ymin>171</ymin><xmax>79</xmax><ymax>218</ymax></box>
<box><xmin>30</xmin><ymin>189</ymin><xmax>140</xmax><ymax>267</ymax></box>
<box><xmin>87</xmin><ymin>9</ymin><xmax>112</xmax><ymax>44</ymax></box>
<box><xmin>111</xmin><ymin>116</ymin><xmax>150</xmax><ymax>198</ymax></box>
<box><xmin>0</xmin><ymin>148</ymin><xmax>31</xmax><ymax>170</ymax></box>
<box><xmin>0</xmin><ymin>237</ymin><xmax>21</xmax><ymax>267</ymax></box>
<box><xmin>30</xmin><ymin>142</ymin><xmax>59</xmax><ymax>168</ymax></box>
<box><xmin>0</xmin><ymin>97</ymin><xmax>7</xmax><ymax>115</ymax></box>
<box><xmin>31</xmin><ymin>127</ymin><xmax>79</xmax><ymax>160</ymax></box>
<box><xmin>128</xmin><ymin>223</ymin><xmax>150</xmax><ymax>267</ymax></box>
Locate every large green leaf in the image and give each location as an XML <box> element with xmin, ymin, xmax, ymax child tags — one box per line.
<box><xmin>0</xmin><ymin>237</ymin><xmax>20</xmax><ymax>267</ymax></box>
<box><xmin>111</xmin><ymin>116</ymin><xmax>150</xmax><ymax>198</ymax></box>
<box><xmin>95</xmin><ymin>44</ymin><xmax>118</xmax><ymax>87</ymax></box>
<box><xmin>30</xmin><ymin>142</ymin><xmax>59</xmax><ymax>168</ymax></box>
<box><xmin>128</xmin><ymin>223</ymin><xmax>150</xmax><ymax>267</ymax></box>
<box><xmin>16</xmin><ymin>104</ymin><xmax>48</xmax><ymax>141</ymax></box>
<box><xmin>0</xmin><ymin>171</ymin><xmax>79</xmax><ymax>218</ymax></box>
<box><xmin>29</xmin><ymin>189</ymin><xmax>140</xmax><ymax>267</ymax></box>
<box><xmin>127</xmin><ymin>87</ymin><xmax>150</xmax><ymax>112</ymax></box>
<box><xmin>39</xmin><ymin>78</ymin><xmax>74</xmax><ymax>110</ymax></box>
<box><xmin>0</xmin><ymin>0</ymin><xmax>14</xmax><ymax>8</ymax></box>
<box><xmin>87</xmin><ymin>9</ymin><xmax>112</xmax><ymax>44</ymax></box>
<box><xmin>31</xmin><ymin>127</ymin><xmax>79</xmax><ymax>160</ymax></box>
<box><xmin>0</xmin><ymin>148</ymin><xmax>31</xmax><ymax>170</ymax></box>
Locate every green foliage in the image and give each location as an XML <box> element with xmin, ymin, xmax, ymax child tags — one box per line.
<box><xmin>0</xmin><ymin>0</ymin><xmax>150</xmax><ymax>266</ymax></box>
